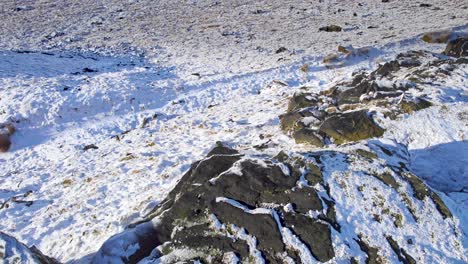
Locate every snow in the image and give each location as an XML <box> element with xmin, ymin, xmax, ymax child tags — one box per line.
<box><xmin>0</xmin><ymin>0</ymin><xmax>466</xmax><ymax>262</ymax></box>
<box><xmin>0</xmin><ymin>232</ymin><xmax>39</xmax><ymax>264</ymax></box>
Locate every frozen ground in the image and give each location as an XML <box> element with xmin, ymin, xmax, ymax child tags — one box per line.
<box><xmin>0</xmin><ymin>0</ymin><xmax>467</xmax><ymax>262</ymax></box>
<box><xmin>1</xmin><ymin>0</ymin><xmax>467</xmax><ymax>76</ymax></box>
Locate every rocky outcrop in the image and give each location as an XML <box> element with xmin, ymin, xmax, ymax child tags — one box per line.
<box><xmin>279</xmin><ymin>48</ymin><xmax>467</xmax><ymax>146</ymax></box>
<box><xmin>91</xmin><ymin>140</ymin><xmax>457</xmax><ymax>263</ymax></box>
<box><xmin>443</xmin><ymin>37</ymin><xmax>468</xmax><ymax>58</ymax></box>
<box><xmin>0</xmin><ymin>232</ymin><xmax>58</xmax><ymax>264</ymax></box>
<box><xmin>92</xmin><ymin>145</ymin><xmax>338</xmax><ymax>263</ymax></box>
<box><xmin>88</xmin><ymin>45</ymin><xmax>465</xmax><ymax>264</ymax></box>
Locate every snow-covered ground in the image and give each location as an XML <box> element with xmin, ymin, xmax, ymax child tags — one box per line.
<box><xmin>0</xmin><ymin>0</ymin><xmax>467</xmax><ymax>262</ymax></box>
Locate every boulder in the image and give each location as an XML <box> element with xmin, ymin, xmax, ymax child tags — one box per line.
<box><xmin>0</xmin><ymin>134</ymin><xmax>11</xmax><ymax>153</ymax></box>
<box><xmin>279</xmin><ymin>111</ymin><xmax>307</xmax><ymax>132</ymax></box>
<box><xmin>0</xmin><ymin>123</ymin><xmax>15</xmax><ymax>153</ymax></box>
<box><xmin>93</xmin><ymin>145</ymin><xmax>334</xmax><ymax>263</ymax></box>
<box><xmin>319</xmin><ymin>110</ymin><xmax>384</xmax><ymax>144</ymax></box>
<box><xmin>292</xmin><ymin>128</ymin><xmax>324</xmax><ymax>146</ymax></box>
<box><xmin>287</xmin><ymin>93</ymin><xmax>318</xmax><ymax>112</ymax></box>
<box><xmin>443</xmin><ymin>37</ymin><xmax>468</xmax><ymax>57</ymax></box>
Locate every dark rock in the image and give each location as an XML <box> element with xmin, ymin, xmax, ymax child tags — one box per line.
<box><xmin>354</xmin><ymin>149</ymin><xmax>378</xmax><ymax>160</ymax></box>
<box><xmin>207</xmin><ymin>142</ymin><xmax>240</xmax><ymax>156</ymax></box>
<box><xmin>319</xmin><ymin>110</ymin><xmax>384</xmax><ymax>144</ymax></box>
<box><xmin>355</xmin><ymin>236</ymin><xmax>383</xmax><ymax>264</ymax></box>
<box><xmin>401</xmin><ymin>172</ymin><xmax>452</xmax><ymax>218</ymax></box>
<box><xmin>336</xmin><ymin>81</ymin><xmax>380</xmax><ymax>105</ymax></box>
<box><xmin>276</xmin><ymin>47</ymin><xmax>287</xmax><ymax>54</ymax></box>
<box><xmin>419</xmin><ymin>3</ymin><xmax>432</xmax><ymax>7</ymax></box>
<box><xmin>386</xmin><ymin>236</ymin><xmax>417</xmax><ymax>264</ymax></box>
<box><xmin>82</xmin><ymin>67</ymin><xmax>98</xmax><ymax>73</ymax></box>
<box><xmin>304</xmin><ymin>162</ymin><xmax>324</xmax><ymax>186</ymax></box>
<box><xmin>455</xmin><ymin>57</ymin><xmax>468</xmax><ymax>64</ymax></box>
<box><xmin>283</xmin><ymin>212</ymin><xmax>335</xmax><ymax>262</ymax></box>
<box><xmin>319</xmin><ymin>25</ymin><xmax>342</xmax><ymax>32</ymax></box>
<box><xmin>374</xmin><ymin>60</ymin><xmax>400</xmax><ymax>78</ymax></box>
<box><xmin>279</xmin><ymin>111</ymin><xmax>307</xmax><ymax>132</ymax></box>
<box><xmin>443</xmin><ymin>37</ymin><xmax>468</xmax><ymax>58</ymax></box>
<box><xmin>274</xmin><ymin>150</ymin><xmax>289</xmax><ymax>162</ymax></box>
<box><xmin>371</xmin><ymin>172</ymin><xmax>400</xmax><ymax>189</ymax></box>
<box><xmin>292</xmin><ymin>128</ymin><xmax>324</xmax><ymax>146</ymax></box>
<box><xmin>83</xmin><ymin>144</ymin><xmax>99</xmax><ymax>151</ymax></box>
<box><xmin>0</xmin><ymin>134</ymin><xmax>11</xmax><ymax>153</ymax></box>
<box><xmin>94</xmin><ymin>145</ymin><xmax>334</xmax><ymax>263</ymax></box>
<box><xmin>318</xmin><ymin>198</ymin><xmax>341</xmax><ymax>232</ymax></box>
<box><xmin>212</xmin><ymin>202</ymin><xmax>284</xmax><ymax>262</ymax></box>
<box><xmin>287</xmin><ymin>93</ymin><xmax>319</xmax><ymax>112</ymax></box>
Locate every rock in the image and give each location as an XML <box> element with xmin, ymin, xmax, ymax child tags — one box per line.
<box><xmin>400</xmin><ymin>172</ymin><xmax>452</xmax><ymax>218</ymax></box>
<box><xmin>287</xmin><ymin>93</ymin><xmax>318</xmax><ymax>112</ymax></box>
<box><xmin>279</xmin><ymin>111</ymin><xmax>306</xmax><ymax>132</ymax></box>
<box><xmin>212</xmin><ymin>202</ymin><xmax>284</xmax><ymax>262</ymax></box>
<box><xmin>355</xmin><ymin>236</ymin><xmax>384</xmax><ymax>264</ymax></box>
<box><xmin>282</xmin><ymin>212</ymin><xmax>335</xmax><ymax>262</ymax></box>
<box><xmin>208</xmin><ymin>142</ymin><xmax>240</xmax><ymax>156</ymax></box>
<box><xmin>82</xmin><ymin>67</ymin><xmax>98</xmax><ymax>73</ymax></box>
<box><xmin>276</xmin><ymin>47</ymin><xmax>287</xmax><ymax>53</ymax></box>
<box><xmin>0</xmin><ymin>232</ymin><xmax>58</xmax><ymax>263</ymax></box>
<box><xmin>354</xmin><ymin>149</ymin><xmax>378</xmax><ymax>160</ymax></box>
<box><xmin>443</xmin><ymin>37</ymin><xmax>468</xmax><ymax>57</ymax></box>
<box><xmin>371</xmin><ymin>172</ymin><xmax>400</xmax><ymax>189</ymax></box>
<box><xmin>386</xmin><ymin>236</ymin><xmax>417</xmax><ymax>264</ymax></box>
<box><xmin>336</xmin><ymin>81</ymin><xmax>381</xmax><ymax>105</ymax></box>
<box><xmin>93</xmin><ymin>145</ymin><xmax>334</xmax><ymax>263</ymax></box>
<box><xmin>319</xmin><ymin>25</ymin><xmax>342</xmax><ymax>32</ymax></box>
<box><xmin>83</xmin><ymin>144</ymin><xmax>99</xmax><ymax>151</ymax></box>
<box><xmin>419</xmin><ymin>3</ymin><xmax>432</xmax><ymax>7</ymax></box>
<box><xmin>319</xmin><ymin>110</ymin><xmax>384</xmax><ymax>144</ymax></box>
<box><xmin>0</xmin><ymin>134</ymin><xmax>11</xmax><ymax>153</ymax></box>
<box><xmin>399</xmin><ymin>97</ymin><xmax>432</xmax><ymax>113</ymax></box>
<box><xmin>374</xmin><ymin>60</ymin><xmax>400</xmax><ymax>77</ymax></box>
<box><xmin>292</xmin><ymin>128</ymin><xmax>324</xmax><ymax>146</ymax></box>
<box><xmin>421</xmin><ymin>30</ymin><xmax>453</xmax><ymax>43</ymax></box>
<box><xmin>0</xmin><ymin>123</ymin><xmax>15</xmax><ymax>153</ymax></box>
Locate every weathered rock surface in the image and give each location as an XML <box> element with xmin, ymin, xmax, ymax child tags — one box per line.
<box><xmin>319</xmin><ymin>110</ymin><xmax>384</xmax><ymax>144</ymax></box>
<box><xmin>279</xmin><ymin>48</ymin><xmax>467</xmax><ymax>146</ymax></box>
<box><xmin>91</xmin><ymin>142</ymin><xmax>457</xmax><ymax>263</ymax></box>
<box><xmin>93</xmin><ymin>145</ymin><xmax>337</xmax><ymax>263</ymax></box>
<box><xmin>443</xmin><ymin>37</ymin><xmax>468</xmax><ymax>58</ymax></box>
<box><xmin>292</xmin><ymin>128</ymin><xmax>324</xmax><ymax>146</ymax></box>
